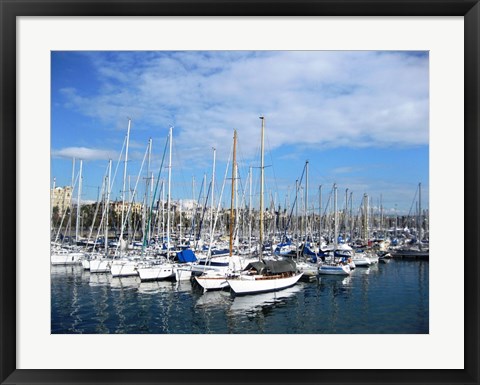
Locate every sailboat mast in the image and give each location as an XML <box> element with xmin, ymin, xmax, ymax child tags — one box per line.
<box><xmin>333</xmin><ymin>183</ymin><xmax>338</xmax><ymax>251</ymax></box>
<box><xmin>305</xmin><ymin>160</ymin><xmax>309</xmax><ymax>245</ymax></box>
<box><xmin>319</xmin><ymin>185</ymin><xmax>322</xmax><ymax>243</ymax></box>
<box><xmin>249</xmin><ymin>166</ymin><xmax>252</xmax><ymax>254</ymax></box>
<box><xmin>119</xmin><ymin>119</ymin><xmax>131</xmax><ymax>254</ymax></box>
<box><xmin>68</xmin><ymin>158</ymin><xmax>75</xmax><ymax>239</ymax></box>
<box><xmin>259</xmin><ymin>116</ymin><xmax>265</xmax><ymax>258</ymax></box>
<box><xmin>229</xmin><ymin>130</ymin><xmax>237</xmax><ymax>257</ymax></box>
<box><xmin>144</xmin><ymin>138</ymin><xmax>152</xmax><ymax>245</ymax></box>
<box><xmin>363</xmin><ymin>193</ymin><xmax>369</xmax><ymax>244</ymax></box>
<box><xmin>210</xmin><ymin>147</ymin><xmax>216</xmax><ymax>246</ymax></box>
<box><xmin>167</xmin><ymin>126</ymin><xmax>173</xmax><ymax>255</ymax></box>
<box><xmin>105</xmin><ymin>159</ymin><xmax>112</xmax><ymax>254</ymax></box>
<box><xmin>345</xmin><ymin>188</ymin><xmax>349</xmax><ymax>241</ymax></box>
<box><xmin>75</xmin><ymin>159</ymin><xmax>83</xmax><ymax>242</ymax></box>
<box><xmin>418</xmin><ymin>182</ymin><xmax>422</xmax><ymax>242</ymax></box>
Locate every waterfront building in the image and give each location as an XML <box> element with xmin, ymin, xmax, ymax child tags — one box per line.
<box><xmin>51</xmin><ymin>186</ymin><xmax>73</xmax><ymax>216</ymax></box>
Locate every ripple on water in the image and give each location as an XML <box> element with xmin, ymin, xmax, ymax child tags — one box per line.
<box><xmin>51</xmin><ymin>260</ymin><xmax>429</xmax><ymax>334</ymax></box>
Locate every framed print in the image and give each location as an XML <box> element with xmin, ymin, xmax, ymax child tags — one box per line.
<box><xmin>1</xmin><ymin>0</ymin><xmax>479</xmax><ymax>384</ymax></box>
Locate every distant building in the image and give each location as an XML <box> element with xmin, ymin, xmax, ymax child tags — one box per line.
<box><xmin>110</xmin><ymin>201</ymin><xmax>144</xmax><ymax>216</ymax></box>
<box><xmin>51</xmin><ymin>186</ymin><xmax>73</xmax><ymax>215</ymax></box>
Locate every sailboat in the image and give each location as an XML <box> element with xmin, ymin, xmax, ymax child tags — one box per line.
<box><xmin>111</xmin><ymin>138</ymin><xmax>154</xmax><ymax>278</ymax></box>
<box><xmin>91</xmin><ymin>120</ymin><xmax>133</xmax><ymax>274</ymax></box>
<box><xmin>51</xmin><ymin>159</ymin><xmax>85</xmax><ymax>265</ymax></box>
<box><xmin>226</xmin><ymin>116</ymin><xmax>303</xmax><ymax>295</ymax></box>
<box><xmin>195</xmin><ymin>129</ymin><xmax>246</xmax><ymax>291</ymax></box>
<box><xmin>137</xmin><ymin>127</ymin><xmax>175</xmax><ymax>282</ymax></box>
<box><xmin>319</xmin><ymin>184</ymin><xmax>351</xmax><ymax>276</ymax></box>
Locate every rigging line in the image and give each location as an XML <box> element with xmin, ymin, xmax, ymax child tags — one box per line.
<box><xmin>190</xmin><ymin>175</ymin><xmax>205</xmax><ymax>244</ymax></box>
<box><xmin>203</xmin><ymin>146</ymin><xmax>232</xmax><ymax>267</ymax></box>
<box><xmin>170</xmin><ymin>132</ymin><xmax>191</xmax><ymax>201</ymax></box>
<box><xmin>85</xmin><ymin>163</ymin><xmax>110</xmax><ymax>250</ymax></box>
<box><xmin>407</xmin><ymin>184</ymin><xmax>419</xmax><ymax>220</ymax></box>
<box><xmin>110</xmin><ymin>134</ymin><xmax>127</xmax><ymax>200</ymax></box>
<box><xmin>282</xmin><ymin>162</ymin><xmax>307</xmax><ymax>239</ymax></box>
<box><xmin>323</xmin><ymin>186</ymin><xmax>334</xmax><ymax>217</ymax></box>
<box><xmin>115</xmin><ymin>141</ymin><xmax>150</xmax><ymax>255</ymax></box>
<box><xmin>142</xmin><ymin>133</ymin><xmax>170</xmax><ymax>250</ymax></box>
<box><xmin>196</xmin><ymin>181</ymin><xmax>212</xmax><ymax>246</ymax></box>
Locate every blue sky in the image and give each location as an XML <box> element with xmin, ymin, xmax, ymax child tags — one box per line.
<box><xmin>51</xmin><ymin>51</ymin><xmax>429</xmax><ymax>215</ymax></box>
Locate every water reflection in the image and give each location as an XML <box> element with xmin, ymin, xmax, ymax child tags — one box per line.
<box><xmin>229</xmin><ymin>284</ymin><xmax>303</xmax><ymax>314</ymax></box>
<box><xmin>89</xmin><ymin>273</ymin><xmax>111</xmax><ymax>287</ymax></box>
<box><xmin>195</xmin><ymin>290</ymin><xmax>231</xmax><ymax>309</ymax></box>
<box><xmin>51</xmin><ymin>259</ymin><xmax>429</xmax><ymax>334</ymax></box>
<box><xmin>137</xmin><ymin>280</ymin><xmax>176</xmax><ymax>294</ymax></box>
<box><xmin>110</xmin><ymin>276</ymin><xmax>140</xmax><ymax>291</ymax></box>
<box><xmin>51</xmin><ymin>265</ymin><xmax>82</xmax><ymax>276</ymax></box>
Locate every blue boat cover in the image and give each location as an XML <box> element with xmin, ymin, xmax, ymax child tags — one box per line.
<box><xmin>176</xmin><ymin>249</ymin><xmax>197</xmax><ymax>263</ymax></box>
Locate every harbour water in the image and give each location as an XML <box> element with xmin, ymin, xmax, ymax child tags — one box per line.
<box><xmin>51</xmin><ymin>259</ymin><xmax>428</xmax><ymax>334</ymax></box>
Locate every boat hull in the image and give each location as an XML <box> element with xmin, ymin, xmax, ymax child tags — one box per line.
<box><xmin>227</xmin><ymin>272</ymin><xmax>303</xmax><ymax>295</ymax></box>
<box><xmin>174</xmin><ymin>266</ymin><xmax>192</xmax><ymax>281</ymax></box>
<box><xmin>137</xmin><ymin>264</ymin><xmax>174</xmax><ymax>281</ymax></box>
<box><xmin>111</xmin><ymin>260</ymin><xmax>139</xmax><ymax>277</ymax></box>
<box><xmin>89</xmin><ymin>259</ymin><xmax>112</xmax><ymax>273</ymax></box>
<box><xmin>50</xmin><ymin>252</ymin><xmax>84</xmax><ymax>265</ymax></box>
<box><xmin>318</xmin><ymin>264</ymin><xmax>351</xmax><ymax>275</ymax></box>
<box><xmin>195</xmin><ymin>273</ymin><xmax>229</xmax><ymax>291</ymax></box>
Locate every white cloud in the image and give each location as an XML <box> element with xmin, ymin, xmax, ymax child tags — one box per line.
<box><xmin>51</xmin><ymin>147</ymin><xmax>118</xmax><ymax>161</ymax></box>
<box><xmin>56</xmin><ymin>51</ymin><xmax>429</xmax><ymax>164</ymax></box>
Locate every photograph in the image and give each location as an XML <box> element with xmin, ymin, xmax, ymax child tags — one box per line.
<box><xmin>50</xmin><ymin>50</ymin><xmax>429</xmax><ymax>334</ymax></box>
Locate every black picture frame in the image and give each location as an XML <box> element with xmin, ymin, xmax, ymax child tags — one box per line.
<box><xmin>1</xmin><ymin>1</ymin><xmax>478</xmax><ymax>384</ymax></box>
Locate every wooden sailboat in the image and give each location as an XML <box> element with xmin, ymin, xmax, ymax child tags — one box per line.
<box><xmin>227</xmin><ymin>116</ymin><xmax>303</xmax><ymax>295</ymax></box>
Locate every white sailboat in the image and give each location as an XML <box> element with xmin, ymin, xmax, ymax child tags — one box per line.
<box><xmin>195</xmin><ymin>129</ymin><xmax>241</xmax><ymax>291</ymax></box>
<box><xmin>319</xmin><ymin>184</ymin><xmax>351</xmax><ymax>276</ymax></box>
<box><xmin>51</xmin><ymin>159</ymin><xmax>85</xmax><ymax>265</ymax></box>
<box><xmin>137</xmin><ymin>127</ymin><xmax>175</xmax><ymax>282</ymax></box>
<box><xmin>111</xmin><ymin>138</ymin><xmax>153</xmax><ymax>278</ymax></box>
<box><xmin>91</xmin><ymin>119</ymin><xmax>131</xmax><ymax>274</ymax></box>
<box><xmin>226</xmin><ymin>117</ymin><xmax>303</xmax><ymax>295</ymax></box>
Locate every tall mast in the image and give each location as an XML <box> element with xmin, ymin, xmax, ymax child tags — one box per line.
<box><xmin>119</xmin><ymin>118</ymin><xmax>131</xmax><ymax>254</ymax></box>
<box><xmin>68</xmin><ymin>158</ymin><xmax>75</xmax><ymax>239</ymax></box>
<box><xmin>363</xmin><ymin>193</ymin><xmax>369</xmax><ymax>244</ymax></box>
<box><xmin>319</xmin><ymin>185</ymin><xmax>322</xmax><ymax>243</ymax></box>
<box><xmin>210</xmin><ymin>147</ymin><xmax>216</xmax><ymax>244</ymax></box>
<box><xmin>259</xmin><ymin>116</ymin><xmax>265</xmax><ymax>259</ymax></box>
<box><xmin>71</xmin><ymin>158</ymin><xmax>76</xmax><ymax>187</ymax></box>
<box><xmin>333</xmin><ymin>183</ymin><xmax>338</xmax><ymax>251</ymax></box>
<box><xmin>143</xmin><ymin>138</ymin><xmax>152</xmax><ymax>246</ymax></box>
<box><xmin>75</xmin><ymin>159</ymin><xmax>83</xmax><ymax>241</ymax></box>
<box><xmin>167</xmin><ymin>126</ymin><xmax>173</xmax><ymax>255</ymax></box>
<box><xmin>418</xmin><ymin>182</ymin><xmax>422</xmax><ymax>243</ymax></box>
<box><xmin>305</xmin><ymin>161</ymin><xmax>309</xmax><ymax>245</ymax></box>
<box><xmin>295</xmin><ymin>179</ymin><xmax>299</xmax><ymax>254</ymax></box>
<box><xmin>229</xmin><ymin>130</ymin><xmax>237</xmax><ymax>257</ymax></box>
<box><xmin>192</xmin><ymin>176</ymin><xmax>196</xmax><ymax>240</ymax></box>
<box><xmin>249</xmin><ymin>165</ymin><xmax>252</xmax><ymax>254</ymax></box>
<box><xmin>105</xmin><ymin>159</ymin><xmax>112</xmax><ymax>254</ymax></box>
<box><xmin>349</xmin><ymin>191</ymin><xmax>353</xmax><ymax>242</ymax></box>
<box><xmin>161</xmin><ymin>179</ymin><xmax>165</xmax><ymax>241</ymax></box>
<box><xmin>345</xmin><ymin>188</ymin><xmax>349</xmax><ymax>241</ymax></box>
